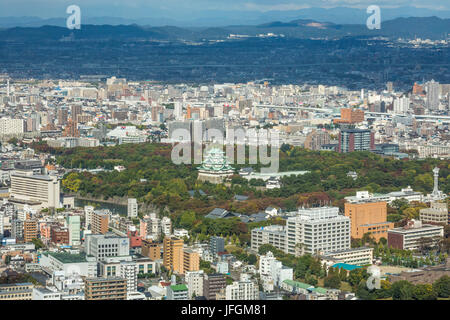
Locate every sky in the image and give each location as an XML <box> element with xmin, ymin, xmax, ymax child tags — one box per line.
<box><xmin>0</xmin><ymin>0</ymin><xmax>449</xmax><ymax>18</ymax></box>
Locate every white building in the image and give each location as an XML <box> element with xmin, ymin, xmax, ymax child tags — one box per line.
<box><xmin>10</xmin><ymin>172</ymin><xmax>60</xmax><ymax>208</ymax></box>
<box><xmin>32</xmin><ymin>287</ymin><xmax>62</xmax><ymax>300</ymax></box>
<box><xmin>258</xmin><ymin>251</ymin><xmax>293</xmax><ymax>289</ymax></box>
<box><xmin>0</xmin><ymin>118</ymin><xmax>24</xmax><ymax>135</ymax></box>
<box><xmin>286</xmin><ymin>207</ymin><xmax>351</xmax><ymax>256</ymax></box>
<box><xmin>67</xmin><ymin>215</ymin><xmax>81</xmax><ymax>246</ymax></box>
<box><xmin>85</xmin><ymin>233</ymin><xmax>130</xmax><ymax>261</ymax></box>
<box><xmin>119</xmin><ymin>261</ymin><xmax>138</xmax><ymax>293</ymax></box>
<box><xmin>185</xmin><ymin>270</ymin><xmax>204</xmax><ymax>299</ymax></box>
<box><xmin>251</xmin><ymin>225</ymin><xmax>286</xmax><ymax>253</ymax></box>
<box><xmin>127</xmin><ymin>198</ymin><xmax>138</xmax><ymax>218</ymax></box>
<box><xmin>225</xmin><ymin>274</ymin><xmax>259</xmax><ymax>300</ymax></box>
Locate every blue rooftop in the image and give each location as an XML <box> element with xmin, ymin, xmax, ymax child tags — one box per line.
<box><xmin>332</xmin><ymin>263</ymin><xmax>362</xmax><ymax>271</ymax></box>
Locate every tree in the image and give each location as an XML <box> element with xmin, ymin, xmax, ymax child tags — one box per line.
<box><xmin>247</xmin><ymin>254</ymin><xmax>257</xmax><ymax>265</ymax></box>
<box><xmin>324</xmin><ymin>275</ymin><xmax>341</xmax><ymax>289</ymax></box>
<box><xmin>412</xmin><ymin>284</ymin><xmax>437</xmax><ymax>300</ymax></box>
<box><xmin>433</xmin><ymin>275</ymin><xmax>450</xmax><ymax>298</ymax></box>
<box><xmin>338</xmin><ymin>268</ymin><xmax>347</xmax><ymax>281</ymax></box>
<box><xmin>391</xmin><ymin>280</ymin><xmax>414</xmax><ymax>300</ymax></box>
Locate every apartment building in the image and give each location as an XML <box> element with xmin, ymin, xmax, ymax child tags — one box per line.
<box><xmin>91</xmin><ymin>210</ymin><xmax>109</xmax><ymax>235</ymax></box>
<box><xmin>163</xmin><ymin>237</ymin><xmax>200</xmax><ymax>275</ymax></box>
<box><xmin>141</xmin><ymin>239</ymin><xmax>161</xmax><ymax>261</ymax></box>
<box><xmin>23</xmin><ymin>219</ymin><xmax>38</xmax><ymax>243</ymax></box>
<box><xmin>166</xmin><ymin>284</ymin><xmax>188</xmax><ymax>300</ymax></box>
<box><xmin>185</xmin><ymin>270</ymin><xmax>204</xmax><ymax>299</ymax></box>
<box><xmin>203</xmin><ymin>273</ymin><xmax>226</xmax><ymax>300</ymax></box>
<box><xmin>225</xmin><ymin>274</ymin><xmax>258</xmax><ymax>300</ymax></box>
<box><xmin>84</xmin><ymin>277</ymin><xmax>127</xmax><ymax>300</ymax></box>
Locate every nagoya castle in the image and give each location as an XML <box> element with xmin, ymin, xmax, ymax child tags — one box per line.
<box><xmin>197</xmin><ymin>147</ymin><xmax>235</xmax><ymax>184</ymax></box>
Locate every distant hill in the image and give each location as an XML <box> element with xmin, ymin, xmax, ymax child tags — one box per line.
<box><xmin>0</xmin><ymin>17</ymin><xmax>448</xmax><ymax>41</ymax></box>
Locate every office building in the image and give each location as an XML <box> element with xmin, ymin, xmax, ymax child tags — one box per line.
<box><xmin>344</xmin><ymin>198</ymin><xmax>394</xmax><ymax>241</ymax></box>
<box><xmin>286</xmin><ymin>207</ymin><xmax>350</xmax><ymax>256</ymax></box>
<box><xmin>388</xmin><ymin>220</ymin><xmax>444</xmax><ymax>250</ymax></box>
<box><xmin>85</xmin><ymin>233</ymin><xmax>130</xmax><ymax>261</ymax></box>
<box><xmin>0</xmin><ymin>283</ymin><xmax>33</xmax><ymax>300</ymax></box>
<box><xmin>10</xmin><ymin>173</ymin><xmax>60</xmax><ymax>208</ymax></box>
<box><xmin>251</xmin><ymin>225</ymin><xmax>286</xmax><ymax>253</ymax></box>
<box><xmin>420</xmin><ymin>202</ymin><xmax>448</xmax><ymax>225</ymax></box>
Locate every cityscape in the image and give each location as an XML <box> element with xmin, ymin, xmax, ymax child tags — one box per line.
<box><xmin>0</xmin><ymin>0</ymin><xmax>448</xmax><ymax>308</ymax></box>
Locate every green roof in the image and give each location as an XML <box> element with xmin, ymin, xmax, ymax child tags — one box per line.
<box><xmin>170</xmin><ymin>284</ymin><xmax>188</xmax><ymax>292</ymax></box>
<box><xmin>311</xmin><ymin>287</ymin><xmax>328</xmax><ymax>294</ymax></box>
<box><xmin>44</xmin><ymin>251</ymin><xmax>87</xmax><ymax>263</ymax></box>
<box><xmin>282</xmin><ymin>279</ymin><xmax>312</xmax><ymax>290</ymax></box>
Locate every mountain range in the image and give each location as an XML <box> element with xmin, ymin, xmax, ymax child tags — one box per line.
<box><xmin>0</xmin><ymin>16</ymin><xmax>449</xmax><ymax>41</ymax></box>
<box><xmin>2</xmin><ymin>6</ymin><xmax>450</xmax><ymax>28</ymax></box>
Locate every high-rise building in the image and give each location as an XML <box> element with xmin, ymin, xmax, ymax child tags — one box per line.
<box><xmin>119</xmin><ymin>261</ymin><xmax>138</xmax><ymax>294</ymax></box>
<box><xmin>163</xmin><ymin>237</ymin><xmax>184</xmax><ymax>273</ymax></box>
<box><xmin>10</xmin><ymin>173</ymin><xmax>60</xmax><ymax>208</ymax></box>
<box><xmin>67</xmin><ymin>215</ymin><xmax>81</xmax><ymax>246</ymax></box>
<box><xmin>141</xmin><ymin>239</ymin><xmax>161</xmax><ymax>261</ymax></box>
<box><xmin>344</xmin><ymin>196</ymin><xmax>394</xmax><ymax>241</ymax></box>
<box><xmin>286</xmin><ymin>207</ymin><xmax>351</xmax><ymax>256</ymax></box>
<box><xmin>127</xmin><ymin>198</ymin><xmax>138</xmax><ymax>218</ymax></box>
<box><xmin>91</xmin><ymin>211</ymin><xmax>109</xmax><ymax>235</ymax></box>
<box><xmin>338</xmin><ymin>129</ymin><xmax>375</xmax><ymax>153</ymax></box>
<box><xmin>0</xmin><ymin>118</ymin><xmax>24</xmax><ymax>135</ymax></box>
<box><xmin>57</xmin><ymin>108</ymin><xmax>69</xmax><ymax>126</ymax></box>
<box><xmin>225</xmin><ymin>274</ymin><xmax>258</xmax><ymax>300</ymax></box>
<box><xmin>203</xmin><ymin>274</ymin><xmax>226</xmax><ymax>300</ymax></box>
<box><xmin>23</xmin><ymin>219</ymin><xmax>38</xmax><ymax>243</ymax></box>
<box><xmin>84</xmin><ymin>277</ymin><xmax>127</xmax><ymax>300</ymax></box>
<box><xmin>185</xmin><ymin>270</ymin><xmax>204</xmax><ymax>299</ymax></box>
<box><xmin>426</xmin><ymin>79</ymin><xmax>440</xmax><ymax>110</ymax></box>
<box><xmin>304</xmin><ymin>129</ymin><xmax>331</xmax><ymax>151</ymax></box>
<box><xmin>393</xmin><ymin>96</ymin><xmax>410</xmax><ymax>114</ymax></box>
<box><xmin>71</xmin><ymin>105</ymin><xmax>82</xmax><ymax>123</ymax></box>
<box><xmin>209</xmin><ymin>236</ymin><xmax>225</xmax><ymax>256</ymax></box>
<box><xmin>163</xmin><ymin>237</ymin><xmax>199</xmax><ymax>274</ymax></box>
<box><xmin>85</xmin><ymin>233</ymin><xmax>130</xmax><ymax>261</ymax></box>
